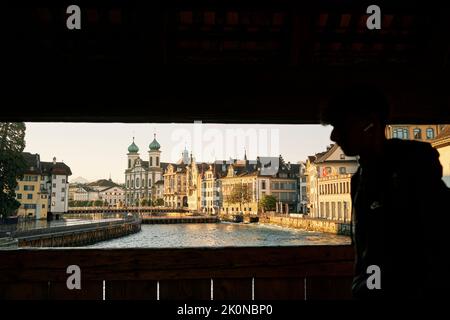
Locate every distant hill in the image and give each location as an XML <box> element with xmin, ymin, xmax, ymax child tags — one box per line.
<box><xmin>88</xmin><ymin>179</ymin><xmax>120</xmax><ymax>188</ymax></box>
<box><xmin>71</xmin><ymin>176</ymin><xmax>90</xmax><ymax>184</ymax></box>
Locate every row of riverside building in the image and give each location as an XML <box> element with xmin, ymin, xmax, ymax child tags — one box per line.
<box><xmin>13</xmin><ymin>124</ymin><xmax>449</xmax><ymax>221</ymax></box>
<box><xmin>124</xmin><ymin>135</ymin><xmax>301</xmax><ymax>215</ymax></box>
<box><xmin>125</xmin><ymin>125</ymin><xmax>450</xmax><ymax>220</ymax></box>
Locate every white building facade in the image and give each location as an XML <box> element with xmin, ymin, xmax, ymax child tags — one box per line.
<box><xmin>124</xmin><ymin>135</ymin><xmax>165</xmax><ymax>206</ymax></box>
<box><xmin>99</xmin><ymin>186</ymin><xmax>126</xmax><ymax>206</ymax></box>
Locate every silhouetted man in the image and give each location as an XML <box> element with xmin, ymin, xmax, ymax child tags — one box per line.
<box><xmin>321</xmin><ymin>86</ymin><xmax>450</xmax><ymax>299</ymax></box>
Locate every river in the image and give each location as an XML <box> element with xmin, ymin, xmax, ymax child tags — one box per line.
<box><xmin>88</xmin><ymin>222</ymin><xmax>350</xmax><ymax>248</ymax></box>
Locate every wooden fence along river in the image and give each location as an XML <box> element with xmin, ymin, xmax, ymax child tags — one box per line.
<box><xmin>0</xmin><ymin>245</ymin><xmax>354</xmax><ymax>300</ymax></box>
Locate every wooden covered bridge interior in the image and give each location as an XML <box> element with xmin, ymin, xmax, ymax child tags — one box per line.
<box><xmin>1</xmin><ymin>0</ymin><xmax>449</xmax><ymax>299</ymax></box>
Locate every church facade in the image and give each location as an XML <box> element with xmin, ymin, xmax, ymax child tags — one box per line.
<box><xmin>124</xmin><ymin>134</ymin><xmax>167</xmax><ymax>206</ymax></box>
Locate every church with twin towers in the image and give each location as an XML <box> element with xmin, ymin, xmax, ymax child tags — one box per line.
<box><xmin>124</xmin><ymin>134</ymin><xmax>165</xmax><ymax>206</ymax></box>
<box><xmin>124</xmin><ymin>134</ymin><xmax>191</xmax><ymax>207</ymax></box>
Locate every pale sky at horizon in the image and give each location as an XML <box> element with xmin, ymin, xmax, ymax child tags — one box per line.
<box><xmin>23</xmin><ymin>123</ymin><xmax>333</xmax><ymax>183</ymax></box>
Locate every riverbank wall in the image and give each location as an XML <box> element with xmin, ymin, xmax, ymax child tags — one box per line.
<box><xmin>16</xmin><ymin>218</ymin><xmax>141</xmax><ymax>247</ymax></box>
<box><xmin>259</xmin><ymin>214</ymin><xmax>351</xmax><ymax>236</ymax></box>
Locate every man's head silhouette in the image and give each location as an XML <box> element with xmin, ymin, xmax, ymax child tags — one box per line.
<box><xmin>321</xmin><ymin>85</ymin><xmax>390</xmax><ymax>157</ymax></box>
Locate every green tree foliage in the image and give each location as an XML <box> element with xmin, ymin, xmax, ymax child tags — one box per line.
<box><xmin>225</xmin><ymin>183</ymin><xmax>252</xmax><ymax>213</ymax></box>
<box><xmin>155</xmin><ymin>198</ymin><xmax>164</xmax><ymax>206</ymax></box>
<box><xmin>259</xmin><ymin>195</ymin><xmax>277</xmax><ymax>212</ymax></box>
<box><xmin>0</xmin><ymin>123</ymin><xmax>26</xmax><ymax>218</ymax></box>
<box><xmin>94</xmin><ymin>200</ymin><xmax>103</xmax><ymax>206</ymax></box>
<box><xmin>71</xmin><ymin>200</ymin><xmax>90</xmax><ymax>207</ymax></box>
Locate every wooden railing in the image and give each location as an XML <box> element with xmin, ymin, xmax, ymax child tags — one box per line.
<box><xmin>0</xmin><ymin>245</ymin><xmax>354</xmax><ymax>300</ymax></box>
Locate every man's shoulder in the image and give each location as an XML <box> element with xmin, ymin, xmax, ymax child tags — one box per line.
<box><xmin>386</xmin><ymin>138</ymin><xmax>436</xmax><ymax>157</ymax></box>
<box><xmin>386</xmin><ymin>138</ymin><xmax>442</xmax><ymax>178</ymax></box>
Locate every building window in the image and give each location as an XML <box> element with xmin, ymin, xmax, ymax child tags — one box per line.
<box><xmin>392</xmin><ymin>127</ymin><xmax>409</xmax><ymax>139</ymax></box>
<box><xmin>156</xmin><ymin>157</ymin><xmax>160</xmax><ymax>166</ymax></box>
<box><xmin>403</xmin><ymin>128</ymin><xmax>409</xmax><ymax>139</ymax></box>
<box><xmin>42</xmin><ymin>204</ymin><xmax>45</xmax><ymax>209</ymax></box>
<box><xmin>150</xmin><ymin>157</ymin><xmax>153</xmax><ymax>166</ymax></box>
<box><xmin>17</xmin><ymin>193</ymin><xmax>22</xmax><ymax>199</ymax></box>
<box><xmin>262</xmin><ymin>181</ymin><xmax>266</xmax><ymax>189</ymax></box>
<box><xmin>426</xmin><ymin>128</ymin><xmax>435</xmax><ymax>139</ymax></box>
<box><xmin>53</xmin><ymin>175</ymin><xmax>56</xmax><ymax>179</ymax></box>
<box><xmin>413</xmin><ymin>128</ymin><xmax>422</xmax><ymax>139</ymax></box>
<box><xmin>24</xmin><ymin>185</ymin><xmax>35</xmax><ymax>191</ymax></box>
<box><xmin>62</xmin><ymin>178</ymin><xmax>66</xmax><ymax>183</ymax></box>
<box><xmin>339</xmin><ymin>167</ymin><xmax>346</xmax><ymax>174</ymax></box>
<box><xmin>332</xmin><ymin>202</ymin><xmax>336</xmax><ymax>219</ymax></box>
<box><xmin>61</xmin><ymin>187</ymin><xmax>65</xmax><ymax>192</ymax></box>
<box><xmin>27</xmin><ymin>194</ymin><xmax>33</xmax><ymax>199</ymax></box>
<box><xmin>53</xmin><ymin>183</ymin><xmax>56</xmax><ymax>188</ymax></box>
<box><xmin>338</xmin><ymin>202</ymin><xmax>342</xmax><ymax>220</ymax></box>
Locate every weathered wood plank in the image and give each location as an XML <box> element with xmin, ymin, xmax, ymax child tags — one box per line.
<box><xmin>105</xmin><ymin>280</ymin><xmax>157</xmax><ymax>300</ymax></box>
<box><xmin>213</xmin><ymin>278</ymin><xmax>252</xmax><ymax>300</ymax></box>
<box><xmin>48</xmin><ymin>281</ymin><xmax>103</xmax><ymax>300</ymax></box>
<box><xmin>0</xmin><ymin>282</ymin><xmax>49</xmax><ymax>300</ymax></box>
<box><xmin>159</xmin><ymin>279</ymin><xmax>211</xmax><ymax>300</ymax></box>
<box><xmin>0</xmin><ymin>246</ymin><xmax>354</xmax><ymax>282</ymax></box>
<box><xmin>305</xmin><ymin>276</ymin><xmax>353</xmax><ymax>300</ymax></box>
<box><xmin>254</xmin><ymin>277</ymin><xmax>305</xmax><ymax>300</ymax></box>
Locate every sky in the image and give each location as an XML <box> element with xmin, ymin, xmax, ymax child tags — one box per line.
<box><xmin>23</xmin><ymin>123</ymin><xmax>333</xmax><ymax>183</ymax></box>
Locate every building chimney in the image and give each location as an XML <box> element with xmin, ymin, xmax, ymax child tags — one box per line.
<box><xmin>53</xmin><ymin>156</ymin><xmax>56</xmax><ymax>164</ymax></box>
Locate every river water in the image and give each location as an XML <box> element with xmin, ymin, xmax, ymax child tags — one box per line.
<box><xmin>88</xmin><ymin>222</ymin><xmax>350</xmax><ymax>248</ymax></box>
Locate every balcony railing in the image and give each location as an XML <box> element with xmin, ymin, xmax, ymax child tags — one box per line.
<box><xmin>0</xmin><ymin>245</ymin><xmax>354</xmax><ymax>300</ymax></box>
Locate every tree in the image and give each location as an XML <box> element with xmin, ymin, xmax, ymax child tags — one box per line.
<box><xmin>224</xmin><ymin>183</ymin><xmax>252</xmax><ymax>213</ymax></box>
<box><xmin>155</xmin><ymin>198</ymin><xmax>164</xmax><ymax>206</ymax></box>
<box><xmin>259</xmin><ymin>195</ymin><xmax>277</xmax><ymax>212</ymax></box>
<box><xmin>94</xmin><ymin>200</ymin><xmax>103</xmax><ymax>207</ymax></box>
<box><xmin>0</xmin><ymin>122</ymin><xmax>26</xmax><ymax>218</ymax></box>
<box><xmin>141</xmin><ymin>199</ymin><xmax>147</xmax><ymax>207</ymax></box>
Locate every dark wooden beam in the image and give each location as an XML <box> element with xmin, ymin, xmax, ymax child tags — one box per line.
<box><xmin>0</xmin><ymin>246</ymin><xmax>354</xmax><ymax>282</ymax></box>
